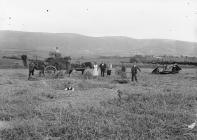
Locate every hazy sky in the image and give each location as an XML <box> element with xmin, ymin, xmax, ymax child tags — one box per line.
<box><xmin>0</xmin><ymin>0</ymin><xmax>197</xmax><ymax>42</ymax></box>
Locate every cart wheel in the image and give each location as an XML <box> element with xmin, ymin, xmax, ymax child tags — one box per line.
<box><xmin>44</xmin><ymin>65</ymin><xmax>57</xmax><ymax>78</ymax></box>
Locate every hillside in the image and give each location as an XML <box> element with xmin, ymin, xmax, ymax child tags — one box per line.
<box><xmin>0</xmin><ymin>30</ymin><xmax>197</xmax><ymax>58</ymax></box>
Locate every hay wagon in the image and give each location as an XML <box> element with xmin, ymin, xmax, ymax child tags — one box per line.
<box><xmin>43</xmin><ymin>56</ymin><xmax>72</xmax><ymax>78</ymax></box>
<box><xmin>27</xmin><ymin>53</ymin><xmax>93</xmax><ymax>79</ymax></box>
<box><xmin>44</xmin><ymin>58</ymin><xmax>93</xmax><ymax>77</ymax></box>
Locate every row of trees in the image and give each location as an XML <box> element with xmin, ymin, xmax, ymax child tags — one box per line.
<box><xmin>130</xmin><ymin>55</ymin><xmax>197</xmax><ymax>65</ymax></box>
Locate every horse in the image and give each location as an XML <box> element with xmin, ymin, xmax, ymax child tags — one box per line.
<box><xmin>28</xmin><ymin>60</ymin><xmax>46</xmax><ymax>80</ymax></box>
<box><xmin>68</xmin><ymin>62</ymin><xmax>93</xmax><ymax>76</ymax></box>
<box><xmin>81</xmin><ymin>62</ymin><xmax>93</xmax><ymax>69</ymax></box>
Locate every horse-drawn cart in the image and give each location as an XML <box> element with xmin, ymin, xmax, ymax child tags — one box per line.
<box><xmin>28</xmin><ymin>56</ymin><xmax>71</xmax><ymax>79</ymax></box>
<box><xmin>44</xmin><ymin>57</ymin><xmax>71</xmax><ymax>78</ymax></box>
<box><xmin>28</xmin><ymin>56</ymin><xmax>93</xmax><ymax>79</ymax></box>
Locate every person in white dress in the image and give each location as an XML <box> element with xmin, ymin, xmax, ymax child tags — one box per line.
<box><xmin>93</xmin><ymin>62</ymin><xmax>99</xmax><ymax>76</ymax></box>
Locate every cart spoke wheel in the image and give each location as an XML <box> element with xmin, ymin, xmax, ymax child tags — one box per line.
<box><xmin>44</xmin><ymin>65</ymin><xmax>57</xmax><ymax>78</ymax></box>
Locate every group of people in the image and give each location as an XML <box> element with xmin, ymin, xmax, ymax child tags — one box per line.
<box><xmin>92</xmin><ymin>61</ymin><xmax>141</xmax><ymax>82</ymax></box>
<box><xmin>53</xmin><ymin>47</ymin><xmax>142</xmax><ymax>82</ymax></box>
<box><xmin>92</xmin><ymin>61</ymin><xmax>113</xmax><ymax>77</ymax></box>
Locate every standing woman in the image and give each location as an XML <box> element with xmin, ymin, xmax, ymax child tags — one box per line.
<box><xmin>93</xmin><ymin>62</ymin><xmax>99</xmax><ymax>77</ymax></box>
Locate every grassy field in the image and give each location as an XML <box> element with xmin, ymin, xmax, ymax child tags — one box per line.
<box><xmin>0</xmin><ymin>67</ymin><xmax>196</xmax><ymax>140</ymax></box>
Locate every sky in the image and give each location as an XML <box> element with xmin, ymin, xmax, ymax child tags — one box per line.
<box><xmin>0</xmin><ymin>0</ymin><xmax>197</xmax><ymax>42</ymax></box>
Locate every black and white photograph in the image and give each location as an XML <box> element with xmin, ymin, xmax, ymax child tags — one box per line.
<box><xmin>0</xmin><ymin>0</ymin><xmax>197</xmax><ymax>139</ymax></box>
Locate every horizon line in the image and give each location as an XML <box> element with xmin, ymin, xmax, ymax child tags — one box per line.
<box><xmin>0</xmin><ymin>29</ymin><xmax>196</xmax><ymax>43</ymax></box>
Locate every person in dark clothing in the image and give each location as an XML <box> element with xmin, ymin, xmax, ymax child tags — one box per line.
<box><xmin>131</xmin><ymin>62</ymin><xmax>141</xmax><ymax>82</ymax></box>
<box><xmin>28</xmin><ymin>61</ymin><xmax>35</xmax><ymax>80</ymax></box>
<box><xmin>121</xmin><ymin>63</ymin><xmax>126</xmax><ymax>72</ymax></box>
<box><xmin>99</xmin><ymin>61</ymin><xmax>106</xmax><ymax>77</ymax></box>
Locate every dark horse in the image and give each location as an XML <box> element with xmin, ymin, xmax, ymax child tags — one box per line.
<box><xmin>28</xmin><ymin>60</ymin><xmax>46</xmax><ymax>79</ymax></box>
<box><xmin>21</xmin><ymin>55</ymin><xmax>27</xmax><ymax>67</ymax></box>
<box><xmin>20</xmin><ymin>55</ymin><xmax>45</xmax><ymax>79</ymax></box>
<box><xmin>68</xmin><ymin>62</ymin><xmax>93</xmax><ymax>76</ymax></box>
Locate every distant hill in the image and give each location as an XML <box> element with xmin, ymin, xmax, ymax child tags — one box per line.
<box><xmin>0</xmin><ymin>30</ymin><xmax>197</xmax><ymax>58</ymax></box>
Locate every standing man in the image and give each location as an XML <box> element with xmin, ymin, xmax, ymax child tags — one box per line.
<box><xmin>131</xmin><ymin>61</ymin><xmax>141</xmax><ymax>82</ymax></box>
<box><xmin>99</xmin><ymin>61</ymin><xmax>106</xmax><ymax>77</ymax></box>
